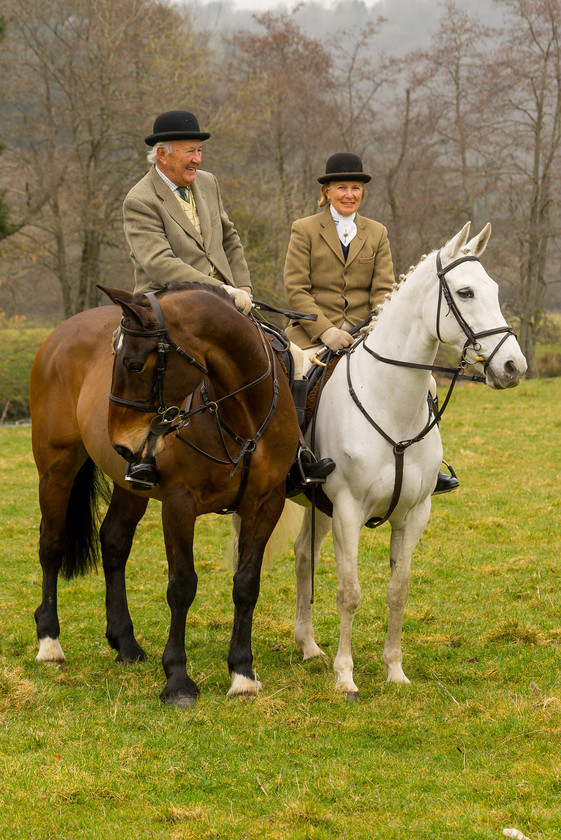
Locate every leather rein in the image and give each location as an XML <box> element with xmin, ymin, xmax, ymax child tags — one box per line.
<box><xmin>108</xmin><ymin>292</ymin><xmax>281</xmax><ymax>513</ymax></box>
<box><xmin>344</xmin><ymin>251</ymin><xmax>517</xmax><ymax>528</ymax></box>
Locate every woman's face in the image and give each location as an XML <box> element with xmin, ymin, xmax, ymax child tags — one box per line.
<box><xmin>326</xmin><ymin>181</ymin><xmax>364</xmax><ymax>215</ymax></box>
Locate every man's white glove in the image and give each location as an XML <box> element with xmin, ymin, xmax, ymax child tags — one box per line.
<box><xmin>224</xmin><ymin>285</ymin><xmax>253</xmax><ymax>315</ymax></box>
<box><xmin>320</xmin><ymin>326</ymin><xmax>354</xmax><ymax>352</ymax></box>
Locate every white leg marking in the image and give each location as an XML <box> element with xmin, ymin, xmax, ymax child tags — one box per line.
<box><xmin>227</xmin><ymin>672</ymin><xmax>263</xmax><ymax>697</ymax></box>
<box><xmin>36</xmin><ymin>636</ymin><xmax>65</xmax><ymax>663</ymax></box>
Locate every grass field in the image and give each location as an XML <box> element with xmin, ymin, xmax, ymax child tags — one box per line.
<box><xmin>0</xmin><ymin>326</ymin><xmax>51</xmax><ymax>422</ymax></box>
<box><xmin>0</xmin><ymin>377</ymin><xmax>560</xmax><ymax>840</ymax></box>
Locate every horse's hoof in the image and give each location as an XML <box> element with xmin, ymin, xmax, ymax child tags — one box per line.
<box><xmin>114</xmin><ymin>646</ymin><xmax>147</xmax><ymax>664</ymax></box>
<box><xmin>36</xmin><ymin>636</ymin><xmax>65</xmax><ymax>663</ymax></box>
<box><xmin>345</xmin><ymin>691</ymin><xmax>360</xmax><ymax>703</ymax></box>
<box><xmin>161</xmin><ymin>692</ymin><xmax>198</xmax><ymax>708</ymax></box>
<box><xmin>227</xmin><ymin>672</ymin><xmax>263</xmax><ymax>697</ymax></box>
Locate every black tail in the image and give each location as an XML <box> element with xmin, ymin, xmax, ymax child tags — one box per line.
<box><xmin>61</xmin><ymin>458</ymin><xmax>112</xmax><ymax>579</ymax></box>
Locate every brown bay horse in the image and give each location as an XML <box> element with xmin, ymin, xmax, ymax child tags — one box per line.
<box><xmin>30</xmin><ymin>282</ymin><xmax>299</xmax><ymax>706</ymax></box>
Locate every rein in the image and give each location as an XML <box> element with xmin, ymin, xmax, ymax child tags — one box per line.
<box><xmin>109</xmin><ymin>292</ymin><xmax>281</xmax><ymax>513</ymax></box>
<box><xmin>170</xmin><ymin>319</ymin><xmax>281</xmax><ymax>512</ymax></box>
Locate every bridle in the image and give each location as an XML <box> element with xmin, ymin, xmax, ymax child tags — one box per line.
<box><xmin>109</xmin><ymin>292</ymin><xmax>208</xmax><ymax>419</ymax></box>
<box><xmin>109</xmin><ymin>291</ymin><xmax>281</xmax><ymax>512</ymax></box>
<box><xmin>343</xmin><ymin>250</ymin><xmax>518</xmax><ymax>528</ymax></box>
<box><xmin>435</xmin><ymin>252</ymin><xmax>516</xmax><ymax>371</ymax></box>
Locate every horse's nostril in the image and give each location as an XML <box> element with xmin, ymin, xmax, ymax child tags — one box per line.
<box><xmin>505</xmin><ymin>359</ymin><xmax>519</xmax><ymax>379</ymax></box>
<box><xmin>113</xmin><ymin>443</ymin><xmax>134</xmax><ymax>461</ymax></box>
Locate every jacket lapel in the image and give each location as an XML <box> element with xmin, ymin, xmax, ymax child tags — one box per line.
<box><xmin>345</xmin><ymin>214</ymin><xmax>367</xmax><ymax>266</ymax></box>
<box><xmin>150</xmin><ymin>168</ymin><xmax>204</xmax><ymax>246</ymax></box>
<box><xmin>319</xmin><ymin>207</ymin><xmax>345</xmax><ymax>264</ymax></box>
<box><xmin>191</xmin><ymin>178</ymin><xmax>211</xmax><ymax>245</ymax></box>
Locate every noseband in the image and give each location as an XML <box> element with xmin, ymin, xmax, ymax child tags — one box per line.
<box><xmin>435</xmin><ymin>252</ymin><xmax>515</xmax><ymax>371</ymax></box>
<box><xmin>108</xmin><ymin>292</ymin><xmax>208</xmax><ymax>417</ymax></box>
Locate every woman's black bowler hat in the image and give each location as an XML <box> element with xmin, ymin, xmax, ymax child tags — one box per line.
<box><xmin>145</xmin><ymin>110</ymin><xmax>211</xmax><ymax>146</ymax></box>
<box><xmin>317</xmin><ymin>152</ymin><xmax>371</xmax><ymax>184</ymax></box>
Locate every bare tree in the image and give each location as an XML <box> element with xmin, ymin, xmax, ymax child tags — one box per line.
<box><xmin>486</xmin><ymin>0</ymin><xmax>561</xmax><ymax>375</ymax></box>
<box><xmin>0</xmin><ymin>0</ymin><xmax>211</xmax><ymax>317</ymax></box>
<box><xmin>220</xmin><ymin>7</ymin><xmax>336</xmax><ymax>300</ymax></box>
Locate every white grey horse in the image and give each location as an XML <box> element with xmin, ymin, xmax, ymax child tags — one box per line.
<box><xmin>289</xmin><ymin>222</ymin><xmax>527</xmax><ymax>697</ymax></box>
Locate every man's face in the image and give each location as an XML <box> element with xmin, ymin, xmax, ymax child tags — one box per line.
<box><xmin>157</xmin><ymin>140</ymin><xmax>203</xmax><ymax>187</ymax></box>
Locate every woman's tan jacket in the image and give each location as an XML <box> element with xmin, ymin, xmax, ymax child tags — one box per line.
<box><xmin>284</xmin><ymin>205</ymin><xmax>395</xmax><ymax>348</ymax></box>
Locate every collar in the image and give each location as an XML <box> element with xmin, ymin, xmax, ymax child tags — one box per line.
<box><xmin>329</xmin><ymin>205</ymin><xmax>356</xmax><ymax>226</ymax></box>
<box><xmin>155</xmin><ymin>165</ymin><xmax>190</xmax><ymax>197</ymax></box>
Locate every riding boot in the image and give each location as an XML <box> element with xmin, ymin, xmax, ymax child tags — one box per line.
<box><xmin>125</xmin><ymin>458</ymin><xmax>159</xmax><ymax>491</ymax></box>
<box><xmin>432</xmin><ymin>461</ymin><xmax>459</xmax><ymax>495</ymax></box>
<box><xmin>289</xmin><ymin>377</ymin><xmax>335</xmax><ymax>486</ymax></box>
<box><xmin>291</xmin><ymin>377</ymin><xmax>309</xmax><ymax>428</ymax></box>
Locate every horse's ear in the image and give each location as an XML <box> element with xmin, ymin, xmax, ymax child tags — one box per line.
<box><xmin>97</xmin><ymin>284</ymin><xmax>135</xmax><ymax>306</ymax></box>
<box><xmin>96</xmin><ymin>285</ymin><xmax>149</xmax><ymax>328</ymax></box>
<box><xmin>118</xmin><ymin>299</ymin><xmax>152</xmax><ymax>329</ymax></box>
<box><xmin>441</xmin><ymin>222</ymin><xmax>472</xmax><ymax>260</ymax></box>
<box><xmin>464</xmin><ymin>222</ymin><xmax>492</xmax><ymax>257</ymax></box>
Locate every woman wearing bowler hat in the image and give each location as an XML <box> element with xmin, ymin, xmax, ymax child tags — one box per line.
<box><xmin>284</xmin><ymin>152</ymin><xmax>394</xmax><ymax>352</ymax></box>
<box><xmin>284</xmin><ymin>152</ymin><xmax>459</xmax><ymax>494</ymax></box>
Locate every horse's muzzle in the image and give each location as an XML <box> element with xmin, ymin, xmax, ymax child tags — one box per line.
<box><xmin>485</xmin><ymin>354</ymin><xmax>527</xmax><ymax>389</ymax></box>
<box><xmin>112</xmin><ymin>429</ymin><xmax>165</xmax><ymax>463</ymax></box>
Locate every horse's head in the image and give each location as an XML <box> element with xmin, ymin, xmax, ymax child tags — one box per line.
<box><xmin>99</xmin><ymin>286</ymin><xmax>208</xmax><ymax>463</ymax></box>
<box><xmin>426</xmin><ymin>222</ymin><xmax>527</xmax><ymax>389</ymax></box>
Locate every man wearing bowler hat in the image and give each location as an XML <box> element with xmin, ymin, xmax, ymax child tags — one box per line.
<box><xmin>121</xmin><ymin>109</ymin><xmax>253</xmax><ymax>489</ymax></box>
<box><xmin>123</xmin><ymin>109</ymin><xmax>253</xmax><ymax>314</ymax></box>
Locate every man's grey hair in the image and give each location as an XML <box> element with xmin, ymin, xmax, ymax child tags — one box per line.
<box><xmin>147</xmin><ymin>141</ymin><xmax>174</xmax><ymax>165</ymax></box>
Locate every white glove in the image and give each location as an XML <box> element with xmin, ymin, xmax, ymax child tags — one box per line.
<box><xmin>224</xmin><ymin>285</ymin><xmax>253</xmax><ymax>315</ymax></box>
<box><xmin>320</xmin><ymin>326</ymin><xmax>354</xmax><ymax>352</ymax></box>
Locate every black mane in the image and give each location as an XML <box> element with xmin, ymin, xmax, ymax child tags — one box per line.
<box><xmin>133</xmin><ymin>280</ymin><xmax>235</xmax><ymax>307</ymax></box>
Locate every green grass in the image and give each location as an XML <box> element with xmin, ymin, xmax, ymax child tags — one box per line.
<box><xmin>0</xmin><ymin>326</ymin><xmax>51</xmax><ymax>421</ymax></box>
<box><xmin>0</xmin><ymin>379</ymin><xmax>560</xmax><ymax>839</ymax></box>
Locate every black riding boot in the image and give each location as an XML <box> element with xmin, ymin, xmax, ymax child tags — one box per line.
<box><xmin>289</xmin><ymin>377</ymin><xmax>335</xmax><ymax>485</ymax></box>
<box><xmin>125</xmin><ymin>457</ymin><xmax>158</xmax><ymax>491</ymax></box>
<box><xmin>432</xmin><ymin>461</ymin><xmax>459</xmax><ymax>495</ymax></box>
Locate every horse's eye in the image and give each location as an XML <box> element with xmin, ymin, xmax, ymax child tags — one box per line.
<box><xmin>125</xmin><ymin>360</ymin><xmax>145</xmax><ymax>373</ymax></box>
<box><xmin>457</xmin><ymin>287</ymin><xmax>474</xmax><ymax>299</ymax></box>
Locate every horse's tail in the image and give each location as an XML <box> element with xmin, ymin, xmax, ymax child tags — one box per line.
<box><xmin>61</xmin><ymin>458</ymin><xmax>111</xmax><ymax>579</ymax></box>
<box><xmin>263</xmin><ymin>500</ymin><xmax>304</xmax><ymax>566</ymax></box>
<box><xmin>227</xmin><ymin>500</ymin><xmax>304</xmax><ymax>570</ymax></box>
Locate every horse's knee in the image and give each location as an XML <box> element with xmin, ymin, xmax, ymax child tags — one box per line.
<box><xmin>337</xmin><ymin>581</ymin><xmax>361</xmax><ymax>614</ymax></box>
<box><xmin>387</xmin><ymin>577</ymin><xmax>410</xmax><ymax>610</ymax></box>
<box><xmin>166</xmin><ymin>570</ymin><xmax>198</xmax><ymax>612</ymax></box>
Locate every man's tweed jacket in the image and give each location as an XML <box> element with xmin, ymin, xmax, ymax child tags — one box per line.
<box><xmin>123</xmin><ymin>167</ymin><xmax>251</xmax><ymax>293</ymax></box>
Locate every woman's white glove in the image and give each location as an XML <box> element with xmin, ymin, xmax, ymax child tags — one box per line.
<box><xmin>360</xmin><ymin>315</ymin><xmax>377</xmax><ymax>336</ymax></box>
<box><xmin>224</xmin><ymin>285</ymin><xmax>253</xmax><ymax>315</ymax></box>
<box><xmin>320</xmin><ymin>326</ymin><xmax>354</xmax><ymax>352</ymax></box>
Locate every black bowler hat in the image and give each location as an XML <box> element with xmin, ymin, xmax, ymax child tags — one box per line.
<box><xmin>317</xmin><ymin>152</ymin><xmax>371</xmax><ymax>184</ymax></box>
<box><xmin>144</xmin><ymin>110</ymin><xmax>211</xmax><ymax>146</ymax></box>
